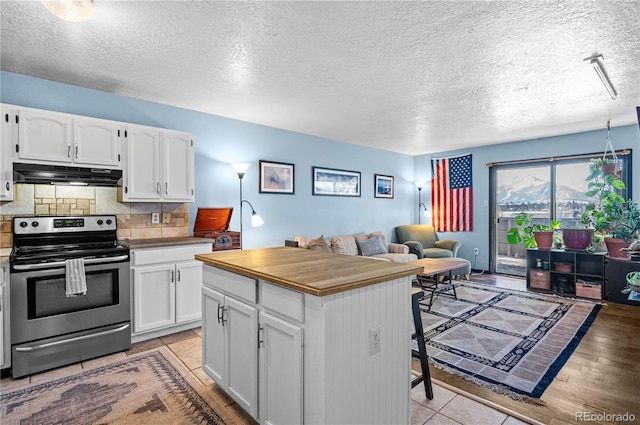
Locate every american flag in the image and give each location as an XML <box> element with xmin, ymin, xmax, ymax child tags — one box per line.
<box><xmin>431</xmin><ymin>154</ymin><xmax>473</xmax><ymax>231</ymax></box>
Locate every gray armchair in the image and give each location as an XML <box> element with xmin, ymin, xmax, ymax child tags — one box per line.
<box><xmin>395</xmin><ymin>224</ymin><xmax>461</xmax><ymax>259</ymax></box>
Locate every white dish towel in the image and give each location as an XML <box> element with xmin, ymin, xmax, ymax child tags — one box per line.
<box><xmin>65</xmin><ymin>258</ymin><xmax>87</xmax><ymax>297</ymax></box>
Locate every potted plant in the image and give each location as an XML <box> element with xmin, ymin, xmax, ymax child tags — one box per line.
<box><xmin>580</xmin><ymin>158</ymin><xmax>640</xmax><ymax>257</ymax></box>
<box><xmin>506</xmin><ymin>212</ymin><xmax>561</xmax><ymax>250</ymax></box>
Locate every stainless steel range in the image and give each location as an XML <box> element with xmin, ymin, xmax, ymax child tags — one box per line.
<box><xmin>10</xmin><ymin>215</ymin><xmax>131</xmax><ymax>378</ymax></box>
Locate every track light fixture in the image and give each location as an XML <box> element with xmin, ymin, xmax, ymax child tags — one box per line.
<box><xmin>584</xmin><ymin>55</ymin><xmax>617</xmax><ymax>100</ymax></box>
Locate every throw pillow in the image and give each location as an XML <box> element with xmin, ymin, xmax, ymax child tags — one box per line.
<box><xmin>368</xmin><ymin>231</ymin><xmax>389</xmax><ymax>250</ymax></box>
<box><xmin>330</xmin><ymin>235</ymin><xmax>358</xmax><ymax>256</ymax></box>
<box><xmin>294</xmin><ymin>235</ymin><xmax>313</xmax><ymax>249</ymax></box>
<box><xmin>356</xmin><ymin>235</ymin><xmax>388</xmax><ymax>256</ymax></box>
<box><xmin>308</xmin><ymin>235</ymin><xmax>332</xmax><ymax>252</ymax></box>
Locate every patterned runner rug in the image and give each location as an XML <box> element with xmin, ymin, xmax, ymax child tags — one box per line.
<box><xmin>0</xmin><ymin>347</ymin><xmax>237</xmax><ymax>425</ymax></box>
<box><xmin>420</xmin><ymin>281</ymin><xmax>601</xmax><ymax>399</ymax></box>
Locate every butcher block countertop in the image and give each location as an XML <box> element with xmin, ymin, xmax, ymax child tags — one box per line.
<box><xmin>195</xmin><ymin>246</ymin><xmax>423</xmax><ymax>297</ymax></box>
<box><xmin>120</xmin><ymin>236</ymin><xmax>213</xmax><ymax>249</ymax></box>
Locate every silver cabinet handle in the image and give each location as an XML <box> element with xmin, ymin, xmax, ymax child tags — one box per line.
<box><xmin>177</xmin><ymin>269</ymin><xmax>181</xmax><ymax>282</ymax></box>
<box><xmin>5</xmin><ymin>182</ymin><xmax>9</xmax><ymax>191</ymax></box>
<box><xmin>156</xmin><ymin>182</ymin><xmax>160</xmax><ymax>195</ymax></box>
<box><xmin>67</xmin><ymin>144</ymin><xmax>71</xmax><ymax>158</ymax></box>
<box><xmin>165</xmin><ymin>182</ymin><xmax>168</xmax><ymax>195</ymax></box>
<box><xmin>75</xmin><ymin>143</ymin><xmax>79</xmax><ymax>158</ymax></box>
<box><xmin>258</xmin><ymin>325</ymin><xmax>264</xmax><ymax>348</ymax></box>
<box><xmin>221</xmin><ymin>306</ymin><xmax>228</xmax><ymax>325</ymax></box>
<box><xmin>217</xmin><ymin>303</ymin><xmax>223</xmax><ymax>324</ymax></box>
<box><xmin>170</xmin><ymin>269</ymin><xmax>175</xmax><ymax>282</ymax></box>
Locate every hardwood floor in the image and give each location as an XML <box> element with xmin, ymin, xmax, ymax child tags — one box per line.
<box><xmin>430</xmin><ymin>275</ymin><xmax>640</xmax><ymax>424</ymax></box>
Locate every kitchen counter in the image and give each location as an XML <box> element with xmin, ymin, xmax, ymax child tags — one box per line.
<box><xmin>120</xmin><ymin>236</ymin><xmax>213</xmax><ymax>249</ymax></box>
<box><xmin>195</xmin><ymin>246</ymin><xmax>422</xmax><ymax>297</ymax></box>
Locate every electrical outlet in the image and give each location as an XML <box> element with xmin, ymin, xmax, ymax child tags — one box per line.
<box><xmin>369</xmin><ymin>326</ymin><xmax>381</xmax><ymax>356</ymax></box>
<box><xmin>162</xmin><ymin>212</ymin><xmax>171</xmax><ymax>224</ymax></box>
<box><xmin>474</xmin><ymin>248</ymin><xmax>479</xmax><ymax>255</ymax></box>
<box><xmin>151</xmin><ymin>212</ymin><xmax>160</xmax><ymax>224</ymax></box>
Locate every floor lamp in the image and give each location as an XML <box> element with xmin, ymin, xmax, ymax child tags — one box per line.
<box><xmin>231</xmin><ymin>163</ymin><xmax>264</xmax><ymax>249</ymax></box>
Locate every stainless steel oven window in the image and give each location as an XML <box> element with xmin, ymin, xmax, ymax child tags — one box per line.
<box><xmin>27</xmin><ymin>269</ymin><xmax>120</xmax><ymax>319</ymax></box>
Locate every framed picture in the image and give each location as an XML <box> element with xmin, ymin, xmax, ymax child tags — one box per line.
<box><xmin>374</xmin><ymin>174</ymin><xmax>394</xmax><ymax>198</ymax></box>
<box><xmin>312</xmin><ymin>166</ymin><xmax>361</xmax><ymax>197</ymax></box>
<box><xmin>259</xmin><ymin>160</ymin><xmax>295</xmax><ymax>194</ymax></box>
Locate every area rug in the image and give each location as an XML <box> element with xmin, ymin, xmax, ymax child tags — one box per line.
<box><xmin>419</xmin><ymin>281</ymin><xmax>601</xmax><ymax>399</ymax></box>
<box><xmin>0</xmin><ymin>347</ymin><xmax>237</xmax><ymax>425</ymax></box>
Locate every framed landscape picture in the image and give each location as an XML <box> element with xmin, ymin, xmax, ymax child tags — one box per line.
<box><xmin>374</xmin><ymin>174</ymin><xmax>394</xmax><ymax>198</ymax></box>
<box><xmin>312</xmin><ymin>166</ymin><xmax>361</xmax><ymax>197</ymax></box>
<box><xmin>259</xmin><ymin>160</ymin><xmax>295</xmax><ymax>194</ymax></box>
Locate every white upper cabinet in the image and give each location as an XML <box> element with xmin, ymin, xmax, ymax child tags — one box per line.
<box><xmin>16</xmin><ymin>108</ymin><xmax>73</xmax><ymax>163</ymax></box>
<box><xmin>121</xmin><ymin>125</ymin><xmax>194</xmax><ymax>202</ymax></box>
<box><xmin>13</xmin><ymin>106</ymin><xmax>122</xmax><ymax>169</ymax></box>
<box><xmin>0</xmin><ymin>104</ymin><xmax>14</xmax><ymax>200</ymax></box>
<box><xmin>74</xmin><ymin>117</ymin><xmax>121</xmax><ymax>167</ymax></box>
<box><xmin>122</xmin><ymin>125</ymin><xmax>161</xmax><ymax>200</ymax></box>
<box><xmin>1</xmin><ymin>104</ymin><xmax>195</xmax><ymax>202</ymax></box>
<box><xmin>162</xmin><ymin>130</ymin><xmax>194</xmax><ymax>201</ymax></box>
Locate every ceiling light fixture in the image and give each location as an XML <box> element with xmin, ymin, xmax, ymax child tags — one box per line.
<box><xmin>584</xmin><ymin>55</ymin><xmax>617</xmax><ymax>100</ymax></box>
<box><xmin>41</xmin><ymin>0</ymin><xmax>95</xmax><ymax>23</ymax></box>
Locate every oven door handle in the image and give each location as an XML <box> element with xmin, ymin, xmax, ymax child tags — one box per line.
<box><xmin>12</xmin><ymin>255</ymin><xmax>130</xmax><ymax>271</ymax></box>
<box><xmin>14</xmin><ymin>324</ymin><xmax>130</xmax><ymax>352</ymax></box>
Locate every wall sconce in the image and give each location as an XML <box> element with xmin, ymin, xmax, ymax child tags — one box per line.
<box><xmin>42</xmin><ymin>0</ymin><xmax>95</xmax><ymax>22</ymax></box>
<box><xmin>231</xmin><ymin>163</ymin><xmax>264</xmax><ymax>249</ymax></box>
<box><xmin>584</xmin><ymin>54</ymin><xmax>617</xmax><ymax>100</ymax></box>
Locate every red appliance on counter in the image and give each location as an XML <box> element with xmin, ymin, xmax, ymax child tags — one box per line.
<box><xmin>193</xmin><ymin>207</ymin><xmax>241</xmax><ymax>250</ymax></box>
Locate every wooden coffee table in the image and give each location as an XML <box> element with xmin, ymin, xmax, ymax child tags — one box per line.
<box><xmin>409</xmin><ymin>258</ymin><xmax>469</xmax><ymax>311</ymax></box>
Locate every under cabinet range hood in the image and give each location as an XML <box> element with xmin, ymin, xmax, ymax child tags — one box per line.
<box><xmin>13</xmin><ymin>163</ymin><xmax>122</xmax><ymax>186</ymax></box>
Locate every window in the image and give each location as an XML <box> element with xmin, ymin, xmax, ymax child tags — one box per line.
<box><xmin>492</xmin><ymin>151</ymin><xmax>631</xmax><ymax>276</ymax></box>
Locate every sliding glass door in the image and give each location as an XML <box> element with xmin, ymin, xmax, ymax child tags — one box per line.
<box><xmin>495</xmin><ymin>165</ymin><xmax>550</xmax><ymax>276</ymax></box>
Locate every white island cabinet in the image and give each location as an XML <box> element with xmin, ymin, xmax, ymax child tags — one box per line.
<box><xmin>197</xmin><ymin>247</ymin><xmax>422</xmax><ymax>425</ymax></box>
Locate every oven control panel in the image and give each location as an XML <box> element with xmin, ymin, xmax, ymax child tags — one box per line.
<box><xmin>13</xmin><ymin>216</ymin><xmax>117</xmax><ymax>234</ymax></box>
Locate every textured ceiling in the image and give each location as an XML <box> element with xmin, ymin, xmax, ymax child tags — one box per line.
<box><xmin>1</xmin><ymin>1</ymin><xmax>639</xmax><ymax>155</ymax></box>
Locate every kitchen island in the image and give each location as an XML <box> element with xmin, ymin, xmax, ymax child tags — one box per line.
<box><xmin>195</xmin><ymin>246</ymin><xmax>423</xmax><ymax>425</ymax></box>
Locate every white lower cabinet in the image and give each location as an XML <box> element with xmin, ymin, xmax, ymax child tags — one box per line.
<box><xmin>259</xmin><ymin>312</ymin><xmax>303</xmax><ymax>425</ymax></box>
<box><xmin>202</xmin><ymin>267</ymin><xmax>303</xmax><ymax>424</ymax></box>
<box><xmin>131</xmin><ymin>243</ymin><xmax>211</xmax><ymax>337</ymax></box>
<box><xmin>203</xmin><ymin>286</ymin><xmax>259</xmax><ymax>418</ymax></box>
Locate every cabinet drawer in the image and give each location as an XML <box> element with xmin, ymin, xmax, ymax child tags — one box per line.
<box><xmin>203</xmin><ymin>267</ymin><xmax>257</xmax><ymax>304</ymax></box>
<box><xmin>132</xmin><ymin>244</ymin><xmax>212</xmax><ymax>266</ymax></box>
<box><xmin>261</xmin><ymin>281</ymin><xmax>304</xmax><ymax>323</ymax></box>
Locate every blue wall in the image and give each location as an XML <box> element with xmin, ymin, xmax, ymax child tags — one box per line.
<box><xmin>414</xmin><ymin>125</ymin><xmax>640</xmax><ymax>270</ymax></box>
<box><xmin>3</xmin><ymin>71</ymin><xmax>639</xmax><ymax>267</ymax></box>
<box><xmin>0</xmin><ymin>71</ymin><xmax>415</xmax><ymax>249</ymax></box>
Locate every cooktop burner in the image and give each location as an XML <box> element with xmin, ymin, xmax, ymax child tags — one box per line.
<box><xmin>11</xmin><ymin>215</ymin><xmax>127</xmax><ymax>265</ymax></box>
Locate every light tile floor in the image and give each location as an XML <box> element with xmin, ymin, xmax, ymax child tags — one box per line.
<box><xmin>1</xmin><ymin>325</ymin><xmax>539</xmax><ymax>425</ymax></box>
<box><xmin>411</xmin><ymin>381</ymin><xmax>535</xmax><ymax>425</ymax></box>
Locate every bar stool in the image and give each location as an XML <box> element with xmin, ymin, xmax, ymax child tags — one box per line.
<box><xmin>411</xmin><ymin>287</ymin><xmax>433</xmax><ymax>399</ymax></box>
